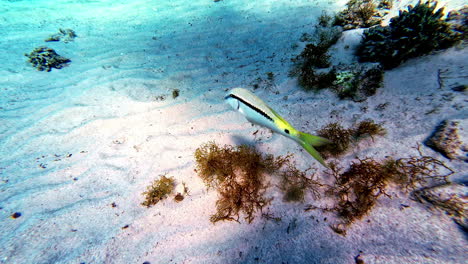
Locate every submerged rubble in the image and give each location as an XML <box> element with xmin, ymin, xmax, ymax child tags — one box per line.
<box><xmin>25</xmin><ymin>46</ymin><xmax>71</xmax><ymax>72</ymax></box>
<box><xmin>425</xmin><ymin>120</ymin><xmax>468</xmax><ymax>162</ymax></box>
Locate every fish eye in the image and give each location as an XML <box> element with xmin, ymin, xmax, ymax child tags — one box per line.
<box><xmin>284</xmin><ymin>129</ymin><xmax>290</xmax><ymax>134</ymax></box>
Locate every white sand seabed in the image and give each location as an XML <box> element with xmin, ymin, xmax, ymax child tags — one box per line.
<box><xmin>0</xmin><ymin>0</ymin><xmax>467</xmax><ymax>263</ymax></box>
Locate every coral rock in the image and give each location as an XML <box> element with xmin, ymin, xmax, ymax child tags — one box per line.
<box><xmin>25</xmin><ymin>47</ymin><xmax>71</xmax><ymax>72</ymax></box>
<box><xmin>425</xmin><ymin>120</ymin><xmax>468</xmax><ymax>162</ymax></box>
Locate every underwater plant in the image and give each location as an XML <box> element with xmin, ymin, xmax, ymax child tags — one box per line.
<box><xmin>446</xmin><ymin>7</ymin><xmax>468</xmax><ymax>40</ymax></box>
<box><xmin>297</xmin><ymin>43</ymin><xmax>332</xmax><ymax>69</ymax></box>
<box><xmin>194</xmin><ymin>142</ymin><xmax>322</xmax><ymax>223</ymax></box>
<box><xmin>387</xmin><ymin>146</ymin><xmax>454</xmax><ymax>191</ymax></box>
<box><xmin>194</xmin><ymin>142</ymin><xmax>289</xmax><ymax>223</ymax></box>
<box><xmin>317</xmin><ymin>123</ymin><xmax>353</xmax><ymax>157</ymax></box>
<box><xmin>45</xmin><ymin>28</ymin><xmax>77</xmax><ymax>43</ymax></box>
<box><xmin>291</xmin><ymin>12</ymin><xmax>343</xmax><ymax>91</ymax></box>
<box><xmin>357</xmin><ymin>1</ymin><xmax>462</xmax><ymax>69</ymax></box>
<box><xmin>172</xmin><ymin>89</ymin><xmax>180</xmax><ymax>99</ymax></box>
<box><xmin>327</xmin><ymin>158</ymin><xmax>394</xmax><ymax>226</ymax></box>
<box><xmin>296</xmin><ymin>67</ymin><xmax>337</xmax><ymax>91</ymax></box>
<box><xmin>334</xmin><ymin>0</ymin><xmax>383</xmax><ymax>30</ymax></box>
<box><xmin>141</xmin><ymin>175</ymin><xmax>175</xmax><ymax>207</ymax></box>
<box><xmin>279</xmin><ymin>164</ymin><xmax>322</xmax><ymax>202</ymax></box>
<box><xmin>25</xmin><ymin>47</ymin><xmax>71</xmax><ymax>72</ymax></box>
<box><xmin>316</xmin><ymin>120</ymin><xmax>386</xmax><ymax>157</ymax></box>
<box><xmin>352</xmin><ymin>119</ymin><xmax>387</xmax><ymax>139</ymax></box>
<box><xmin>325</xmin><ymin>149</ymin><xmax>453</xmax><ymax>231</ymax></box>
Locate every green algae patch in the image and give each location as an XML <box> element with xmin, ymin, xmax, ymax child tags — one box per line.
<box><xmin>141</xmin><ymin>175</ymin><xmax>176</xmax><ymax>207</ymax></box>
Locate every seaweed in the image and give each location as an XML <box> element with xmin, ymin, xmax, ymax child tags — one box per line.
<box><xmin>316</xmin><ymin>120</ymin><xmax>386</xmax><ymax>157</ymax></box>
<box><xmin>388</xmin><ymin>146</ymin><xmax>454</xmax><ymax>190</ymax></box>
<box><xmin>352</xmin><ymin>119</ymin><xmax>386</xmax><ymax>139</ymax></box>
<box><xmin>194</xmin><ymin>142</ymin><xmax>290</xmax><ymax>223</ymax></box>
<box><xmin>327</xmin><ymin>158</ymin><xmax>394</xmax><ymax>225</ymax></box>
<box><xmin>25</xmin><ymin>47</ymin><xmax>71</xmax><ymax>72</ymax></box>
<box><xmin>325</xmin><ymin>148</ymin><xmax>453</xmax><ymax>230</ymax></box>
<box><xmin>325</xmin><ymin>146</ymin><xmax>454</xmax><ymax>231</ymax></box>
<box><xmin>357</xmin><ymin>1</ymin><xmax>462</xmax><ymax>69</ymax></box>
<box><xmin>446</xmin><ymin>7</ymin><xmax>468</xmax><ymax>40</ymax></box>
<box><xmin>297</xmin><ymin>43</ymin><xmax>332</xmax><ymax>69</ymax></box>
<box><xmin>172</xmin><ymin>89</ymin><xmax>180</xmax><ymax>99</ymax></box>
<box><xmin>45</xmin><ymin>28</ymin><xmax>77</xmax><ymax>43</ymax></box>
<box><xmin>141</xmin><ymin>175</ymin><xmax>175</xmax><ymax>207</ymax></box>
<box><xmin>318</xmin><ymin>11</ymin><xmax>334</xmax><ymax>27</ymax></box>
<box><xmin>334</xmin><ymin>0</ymin><xmax>382</xmax><ymax>30</ymax></box>
<box><xmin>297</xmin><ymin>67</ymin><xmax>337</xmax><ymax>91</ymax></box>
<box><xmin>317</xmin><ymin>123</ymin><xmax>353</xmax><ymax>157</ymax></box>
<box><xmin>279</xmin><ymin>164</ymin><xmax>322</xmax><ymax>202</ymax></box>
<box><xmin>291</xmin><ymin>13</ymin><xmax>343</xmax><ymax>91</ymax></box>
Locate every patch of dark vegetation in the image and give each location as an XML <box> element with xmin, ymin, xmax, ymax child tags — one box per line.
<box><xmin>172</xmin><ymin>89</ymin><xmax>180</xmax><ymax>99</ymax></box>
<box><xmin>334</xmin><ymin>0</ymin><xmax>384</xmax><ymax>30</ymax></box>
<box><xmin>353</xmin><ymin>119</ymin><xmax>387</xmax><ymax>139</ymax></box>
<box><xmin>45</xmin><ymin>28</ymin><xmax>77</xmax><ymax>43</ymax></box>
<box><xmin>292</xmin><ymin>49</ymin><xmax>384</xmax><ymax>100</ymax></box>
<box><xmin>141</xmin><ymin>175</ymin><xmax>175</xmax><ymax>207</ymax></box>
<box><xmin>357</xmin><ymin>1</ymin><xmax>463</xmax><ymax>69</ymax></box>
<box><xmin>195</xmin><ymin>142</ymin><xmax>287</xmax><ymax>223</ymax></box>
<box><xmin>297</xmin><ymin>67</ymin><xmax>337</xmax><ymax>92</ymax></box>
<box><xmin>279</xmin><ymin>164</ymin><xmax>321</xmax><ymax>202</ymax></box>
<box><xmin>299</xmin><ymin>44</ymin><xmax>332</xmax><ymax>69</ymax></box>
<box><xmin>314</xmin><ymin>12</ymin><xmax>344</xmax><ymax>48</ymax></box>
<box><xmin>326</xmin><ymin>159</ymin><xmax>394</xmax><ymax>226</ymax></box>
<box><xmin>446</xmin><ymin>7</ymin><xmax>468</xmax><ymax>40</ymax></box>
<box><xmin>25</xmin><ymin>47</ymin><xmax>71</xmax><ymax>72</ymax></box>
<box><xmin>290</xmin><ymin>12</ymin><xmax>343</xmax><ymax>91</ymax></box>
<box><xmin>317</xmin><ymin>123</ymin><xmax>353</xmax><ymax>157</ymax></box>
<box><xmin>194</xmin><ymin>142</ymin><xmax>321</xmax><ymax>223</ymax></box>
<box><xmin>387</xmin><ymin>148</ymin><xmax>454</xmax><ymax>190</ymax></box>
<box><xmin>325</xmin><ymin>149</ymin><xmax>454</xmax><ymax>233</ymax></box>
<box><xmin>316</xmin><ymin>120</ymin><xmax>386</xmax><ymax>157</ymax></box>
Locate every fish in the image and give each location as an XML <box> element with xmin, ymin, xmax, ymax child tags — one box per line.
<box><xmin>224</xmin><ymin>87</ymin><xmax>331</xmax><ymax>167</ymax></box>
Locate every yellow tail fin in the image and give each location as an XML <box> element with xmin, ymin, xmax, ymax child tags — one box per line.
<box><xmin>298</xmin><ymin>132</ymin><xmax>331</xmax><ymax>168</ymax></box>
